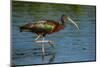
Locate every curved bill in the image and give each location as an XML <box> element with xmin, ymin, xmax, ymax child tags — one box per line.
<box><xmin>67</xmin><ymin>17</ymin><xmax>79</xmax><ymax>30</ymax></box>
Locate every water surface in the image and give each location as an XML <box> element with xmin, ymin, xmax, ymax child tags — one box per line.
<box><xmin>12</xmin><ymin>1</ymin><xmax>96</xmax><ymax>66</ymax></box>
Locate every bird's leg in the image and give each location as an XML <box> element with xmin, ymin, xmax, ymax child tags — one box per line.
<box><xmin>48</xmin><ymin>41</ymin><xmax>55</xmax><ymax>48</ymax></box>
<box><xmin>44</xmin><ymin>35</ymin><xmax>54</xmax><ymax>48</ymax></box>
<box><xmin>42</xmin><ymin>34</ymin><xmax>54</xmax><ymax>48</ymax></box>
<box><xmin>35</xmin><ymin>35</ymin><xmax>41</xmax><ymax>40</ymax></box>
<box><xmin>41</xmin><ymin>37</ymin><xmax>45</xmax><ymax>55</ymax></box>
<box><xmin>35</xmin><ymin>35</ymin><xmax>54</xmax><ymax>48</ymax></box>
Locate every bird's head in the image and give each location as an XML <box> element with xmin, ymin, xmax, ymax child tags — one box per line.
<box><xmin>61</xmin><ymin>14</ymin><xmax>79</xmax><ymax>30</ymax></box>
<box><xmin>61</xmin><ymin>14</ymin><xmax>67</xmax><ymax>24</ymax></box>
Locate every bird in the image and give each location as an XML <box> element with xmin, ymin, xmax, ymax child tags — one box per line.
<box><xmin>20</xmin><ymin>14</ymin><xmax>79</xmax><ymax>55</ymax></box>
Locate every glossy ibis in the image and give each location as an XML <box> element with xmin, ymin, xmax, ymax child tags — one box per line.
<box><xmin>20</xmin><ymin>14</ymin><xmax>79</xmax><ymax>55</ymax></box>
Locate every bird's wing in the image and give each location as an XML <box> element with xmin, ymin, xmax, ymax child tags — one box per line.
<box><xmin>31</xmin><ymin>20</ymin><xmax>57</xmax><ymax>32</ymax></box>
<box><xmin>34</xmin><ymin>23</ymin><xmax>54</xmax><ymax>31</ymax></box>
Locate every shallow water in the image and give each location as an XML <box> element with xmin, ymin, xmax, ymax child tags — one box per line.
<box><xmin>12</xmin><ymin>1</ymin><xmax>96</xmax><ymax>66</ymax></box>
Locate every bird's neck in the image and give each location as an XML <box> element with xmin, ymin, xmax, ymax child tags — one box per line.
<box><xmin>61</xmin><ymin>18</ymin><xmax>66</xmax><ymax>27</ymax></box>
<box><xmin>61</xmin><ymin>16</ymin><xmax>66</xmax><ymax>26</ymax></box>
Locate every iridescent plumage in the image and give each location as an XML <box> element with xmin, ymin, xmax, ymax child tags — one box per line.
<box><xmin>20</xmin><ymin>14</ymin><xmax>79</xmax><ymax>55</ymax></box>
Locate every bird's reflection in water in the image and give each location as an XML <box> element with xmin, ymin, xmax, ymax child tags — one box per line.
<box><xmin>12</xmin><ymin>43</ymin><xmax>56</xmax><ymax>66</ymax></box>
<box><xmin>32</xmin><ymin>45</ymin><xmax>56</xmax><ymax>64</ymax></box>
<box><xmin>41</xmin><ymin>49</ymin><xmax>55</xmax><ymax>64</ymax></box>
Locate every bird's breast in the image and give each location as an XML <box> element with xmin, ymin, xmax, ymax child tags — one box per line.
<box><xmin>50</xmin><ymin>25</ymin><xmax>64</xmax><ymax>33</ymax></box>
